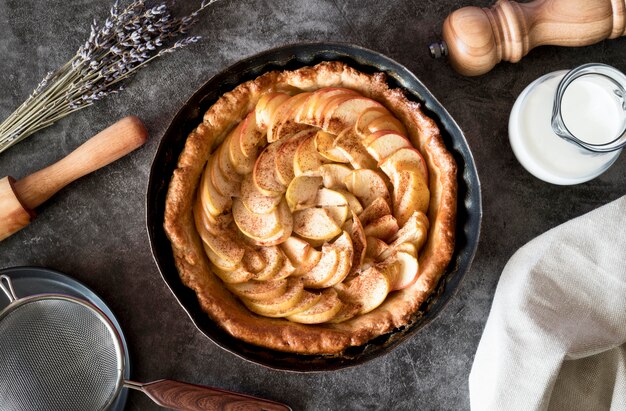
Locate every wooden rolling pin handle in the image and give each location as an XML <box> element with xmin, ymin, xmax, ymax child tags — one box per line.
<box><xmin>13</xmin><ymin>116</ymin><xmax>148</xmax><ymax>210</ymax></box>
<box><xmin>0</xmin><ymin>116</ymin><xmax>147</xmax><ymax>241</ymax></box>
<box><xmin>435</xmin><ymin>0</ymin><xmax>626</xmax><ymax>76</ymax></box>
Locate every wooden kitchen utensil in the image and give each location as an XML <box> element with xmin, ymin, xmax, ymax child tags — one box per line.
<box><xmin>0</xmin><ymin>116</ymin><xmax>148</xmax><ymax>241</ymax></box>
<box><xmin>429</xmin><ymin>0</ymin><xmax>626</xmax><ymax>76</ymax></box>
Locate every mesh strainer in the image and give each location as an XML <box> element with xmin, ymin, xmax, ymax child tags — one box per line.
<box><xmin>0</xmin><ymin>275</ymin><xmax>291</xmax><ymax>411</ymax></box>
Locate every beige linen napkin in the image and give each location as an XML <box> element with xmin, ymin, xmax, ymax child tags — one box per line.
<box><xmin>469</xmin><ymin>195</ymin><xmax>626</xmax><ymax>411</ymax></box>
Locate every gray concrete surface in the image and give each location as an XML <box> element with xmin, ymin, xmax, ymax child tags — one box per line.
<box><xmin>1</xmin><ymin>0</ymin><xmax>625</xmax><ymax>410</ymax></box>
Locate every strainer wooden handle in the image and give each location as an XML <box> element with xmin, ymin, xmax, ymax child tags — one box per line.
<box><xmin>129</xmin><ymin>379</ymin><xmax>292</xmax><ymax>411</ymax></box>
<box><xmin>0</xmin><ymin>116</ymin><xmax>148</xmax><ymax>241</ymax></box>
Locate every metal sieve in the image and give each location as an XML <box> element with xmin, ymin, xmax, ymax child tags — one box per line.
<box><xmin>0</xmin><ymin>275</ymin><xmax>291</xmax><ymax>411</ymax></box>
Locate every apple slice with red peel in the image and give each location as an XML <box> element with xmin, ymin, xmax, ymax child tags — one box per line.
<box><xmin>301</xmin><ymin>244</ymin><xmax>340</xmax><ymax>288</ymax></box>
<box><xmin>358</xmin><ymin>197</ymin><xmax>392</xmax><ymax>227</ymax></box>
<box><xmin>255</xmin><ymin>93</ymin><xmax>291</xmax><ymax>131</ymax></box>
<box><xmin>228</xmin><ymin>278</ymin><xmax>288</xmax><ymax>302</ymax></box>
<box><xmin>364</xmin><ymin>214</ymin><xmax>399</xmax><ymax>242</ymax></box>
<box><xmin>232</xmin><ymin>198</ymin><xmax>292</xmax><ymax>243</ymax></box>
<box><xmin>293</xmin><ymin>134</ymin><xmax>330</xmax><ymax>177</ymax></box>
<box><xmin>379</xmin><ymin>147</ymin><xmax>429</xmax><ymax>185</ymax></box>
<box><xmin>302</xmin><ymin>88</ymin><xmax>359</xmax><ymax>128</ymax></box>
<box><xmin>365</xmin><ymin>236</ymin><xmax>390</xmax><ymax>260</ymax></box>
<box><xmin>287</xmin><ymin>289</ymin><xmax>344</xmax><ymax>324</ymax></box>
<box><xmin>199</xmin><ymin>157</ymin><xmax>231</xmax><ymax>216</ymax></box>
<box><xmin>365</xmin><ymin>131</ymin><xmax>413</xmax><ymax>162</ymax></box>
<box><xmin>267</xmin><ymin>92</ymin><xmax>313</xmax><ymax>143</ymax></box>
<box><xmin>280</xmin><ymin>236</ymin><xmax>322</xmax><ymax>275</ymax></box>
<box><xmin>323</xmin><ymin>97</ymin><xmax>383</xmax><ymax>134</ymax></box>
<box><xmin>368</xmin><ymin>115</ymin><xmax>406</xmax><ymax>135</ymax></box>
<box><xmin>355</xmin><ymin>106</ymin><xmax>389</xmax><ymax>138</ymax></box>
<box><xmin>388</xmin><ymin>251</ymin><xmax>419</xmax><ymax>290</ymax></box>
<box><xmin>380</xmin><ymin>211</ymin><xmax>429</xmax><ymax>260</ymax></box>
<box><xmin>240</xmin><ymin>173</ymin><xmax>281</xmax><ymax>214</ymax></box>
<box><xmin>315</xmin><ymin>131</ymin><xmax>349</xmax><ymax>163</ymax></box>
<box><xmin>275</xmin><ymin>129</ymin><xmax>316</xmax><ymax>186</ymax></box>
<box><xmin>343</xmin><ymin>169</ymin><xmax>390</xmax><ymax>208</ymax></box>
<box><xmin>391</xmin><ymin>170</ymin><xmax>430</xmax><ymax>226</ymax></box>
<box><xmin>253</xmin><ymin>141</ymin><xmax>286</xmax><ymax>196</ymax></box>
<box><xmin>292</xmin><ymin>207</ymin><xmax>342</xmax><ymax>244</ymax></box>
<box><xmin>318</xmin><ymin>163</ymin><xmax>351</xmax><ymax>190</ymax></box>
<box><xmin>334</xmin><ymin>129</ymin><xmax>377</xmax><ymax>169</ymax></box>
<box><xmin>334</xmin><ymin>265</ymin><xmax>391</xmax><ymax>314</ymax></box>
<box><xmin>286</xmin><ymin>175</ymin><xmax>323</xmax><ymax>212</ymax></box>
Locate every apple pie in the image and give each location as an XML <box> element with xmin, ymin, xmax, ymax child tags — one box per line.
<box><xmin>164</xmin><ymin>61</ymin><xmax>457</xmax><ymax>355</ymax></box>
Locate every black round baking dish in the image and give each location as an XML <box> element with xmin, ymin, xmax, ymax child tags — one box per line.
<box><xmin>146</xmin><ymin>42</ymin><xmax>482</xmax><ymax>372</ymax></box>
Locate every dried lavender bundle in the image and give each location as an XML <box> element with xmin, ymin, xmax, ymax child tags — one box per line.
<box><xmin>0</xmin><ymin>0</ymin><xmax>220</xmax><ymax>154</ymax></box>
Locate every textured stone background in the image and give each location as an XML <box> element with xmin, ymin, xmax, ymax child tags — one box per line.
<box><xmin>1</xmin><ymin>0</ymin><xmax>625</xmax><ymax>410</ymax></box>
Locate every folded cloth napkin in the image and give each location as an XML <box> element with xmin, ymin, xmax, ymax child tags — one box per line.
<box><xmin>469</xmin><ymin>195</ymin><xmax>626</xmax><ymax>411</ymax></box>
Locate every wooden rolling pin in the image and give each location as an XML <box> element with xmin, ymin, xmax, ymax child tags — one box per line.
<box><xmin>0</xmin><ymin>116</ymin><xmax>148</xmax><ymax>241</ymax></box>
<box><xmin>429</xmin><ymin>0</ymin><xmax>626</xmax><ymax>76</ymax></box>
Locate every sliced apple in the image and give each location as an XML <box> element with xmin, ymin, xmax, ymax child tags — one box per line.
<box><xmin>315</xmin><ymin>131</ymin><xmax>349</xmax><ymax>163</ymax></box>
<box><xmin>333</xmin><ymin>189</ymin><xmax>363</xmax><ymax>215</ymax></box>
<box><xmin>367</xmin><ymin>114</ymin><xmax>406</xmax><ymax>135</ymax></box>
<box><xmin>364</xmin><ymin>215</ymin><xmax>399</xmax><ymax>242</ymax></box>
<box><xmin>211</xmin><ymin>264</ymin><xmax>255</xmax><ymax>284</ymax></box>
<box><xmin>323</xmin><ymin>97</ymin><xmax>383</xmax><ymax>134</ymax></box>
<box><xmin>316</xmin><ymin>188</ymin><xmax>349</xmax><ymax>226</ymax></box>
<box><xmin>241</xmin><ymin>248</ymin><xmax>265</xmax><ymax>273</ymax></box>
<box><xmin>293</xmin><ymin>207</ymin><xmax>342</xmax><ymax>243</ymax></box>
<box><xmin>365</xmin><ymin>131</ymin><xmax>413</xmax><ymax>162</ymax></box>
<box><xmin>194</xmin><ymin>205</ymin><xmax>245</xmax><ymax>267</ymax></box>
<box><xmin>355</xmin><ymin>106</ymin><xmax>388</xmax><ymax>138</ymax></box>
<box><xmin>388</xmin><ymin>251</ymin><xmax>419</xmax><ymax>290</ymax></box>
<box><xmin>228</xmin><ymin>278</ymin><xmax>288</xmax><ymax>302</ymax></box>
<box><xmin>217</xmin><ymin>133</ymin><xmax>244</xmax><ymax>182</ymax></box>
<box><xmin>365</xmin><ymin>236</ymin><xmax>389</xmax><ymax>260</ymax></box>
<box><xmin>345</xmin><ymin>211</ymin><xmax>366</xmax><ymax>272</ymax></box>
<box><xmin>318</xmin><ymin>163</ymin><xmax>352</xmax><ymax>190</ymax></box>
<box><xmin>286</xmin><ymin>175</ymin><xmax>323</xmax><ymax>211</ymax></box>
<box><xmin>297</xmin><ymin>88</ymin><xmax>359</xmax><ymax>127</ymax></box>
<box><xmin>200</xmin><ymin>157</ymin><xmax>232</xmax><ymax>216</ymax></box>
<box><xmin>228</xmin><ymin>121</ymin><xmax>255</xmax><ymax>175</ymax></box>
<box><xmin>358</xmin><ymin>197</ymin><xmax>392</xmax><ymax>227</ymax></box>
<box><xmin>280</xmin><ymin>236</ymin><xmax>322</xmax><ymax>275</ymax></box>
<box><xmin>300</xmin><ymin>244</ymin><xmax>340</xmax><ymax>288</ymax></box>
<box><xmin>269</xmin><ymin>255</ymin><xmax>296</xmax><ymax>282</ymax></box>
<box><xmin>334</xmin><ymin>265</ymin><xmax>391</xmax><ymax>314</ymax></box>
<box><xmin>203</xmin><ymin>243</ymin><xmax>240</xmax><ymax>271</ymax></box>
<box><xmin>391</xmin><ymin>170</ymin><xmax>430</xmax><ymax>226</ymax></box>
<box><xmin>232</xmin><ymin>198</ymin><xmax>293</xmax><ymax>243</ymax></box>
<box><xmin>240</xmin><ymin>173</ymin><xmax>282</xmax><ymax>215</ymax></box>
<box><xmin>381</xmin><ymin>211</ymin><xmax>429</xmax><ymax>260</ymax></box>
<box><xmin>267</xmin><ymin>92</ymin><xmax>313</xmax><ymax>143</ymax></box>
<box><xmin>252</xmin><ymin>246</ymin><xmax>283</xmax><ymax>281</ymax></box>
<box><xmin>255</xmin><ymin>93</ymin><xmax>291</xmax><ymax>131</ymax></box>
<box><xmin>293</xmin><ymin>134</ymin><xmax>330</xmax><ymax>177</ymax></box>
<box><xmin>253</xmin><ymin>141</ymin><xmax>286</xmax><ymax>196</ymax></box>
<box><xmin>211</xmin><ymin>144</ymin><xmax>240</xmax><ymax>198</ymax></box>
<box><xmin>275</xmin><ymin>129</ymin><xmax>316</xmax><ymax>186</ymax></box>
<box><xmin>343</xmin><ymin>169</ymin><xmax>390</xmax><ymax>208</ymax></box>
<box><xmin>242</xmin><ymin>279</ymin><xmax>322</xmax><ymax>317</ymax></box>
<box><xmin>238</xmin><ymin>111</ymin><xmax>266</xmax><ymax>159</ymax></box>
<box><xmin>316</xmin><ymin>231</ymin><xmax>353</xmax><ymax>288</ymax></box>
<box><xmin>327</xmin><ymin>302</ymin><xmax>360</xmax><ymax>323</ymax></box>
<box><xmin>379</xmin><ymin>147</ymin><xmax>429</xmax><ymax>186</ymax></box>
<box><xmin>334</xmin><ymin>128</ymin><xmax>377</xmax><ymax>169</ymax></box>
<box><xmin>287</xmin><ymin>289</ymin><xmax>344</xmax><ymax>324</ymax></box>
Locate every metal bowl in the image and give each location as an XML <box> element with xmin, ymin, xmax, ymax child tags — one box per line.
<box><xmin>146</xmin><ymin>42</ymin><xmax>482</xmax><ymax>371</ymax></box>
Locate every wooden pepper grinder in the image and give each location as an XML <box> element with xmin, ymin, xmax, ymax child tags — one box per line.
<box><xmin>0</xmin><ymin>116</ymin><xmax>148</xmax><ymax>241</ymax></box>
<box><xmin>429</xmin><ymin>0</ymin><xmax>626</xmax><ymax>76</ymax></box>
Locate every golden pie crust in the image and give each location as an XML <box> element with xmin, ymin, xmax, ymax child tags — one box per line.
<box><xmin>164</xmin><ymin>61</ymin><xmax>457</xmax><ymax>355</ymax></box>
